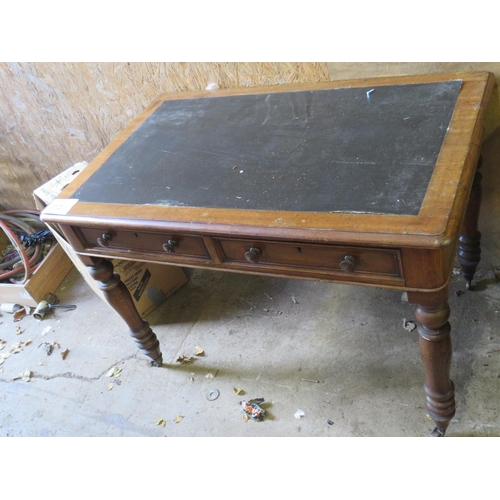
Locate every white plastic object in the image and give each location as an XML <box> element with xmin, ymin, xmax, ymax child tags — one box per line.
<box><xmin>0</xmin><ymin>303</ymin><xmax>22</xmax><ymax>313</ymax></box>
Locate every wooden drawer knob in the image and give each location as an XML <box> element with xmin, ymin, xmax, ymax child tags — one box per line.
<box><xmin>245</xmin><ymin>247</ymin><xmax>262</xmax><ymax>264</ymax></box>
<box><xmin>163</xmin><ymin>239</ymin><xmax>178</xmax><ymax>253</ymax></box>
<box><xmin>340</xmin><ymin>255</ymin><xmax>355</xmax><ymax>273</ymax></box>
<box><xmin>97</xmin><ymin>233</ymin><xmax>112</xmax><ymax>247</ymax></box>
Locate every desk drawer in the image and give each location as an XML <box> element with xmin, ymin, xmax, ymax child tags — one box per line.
<box><xmin>215</xmin><ymin>238</ymin><xmax>402</xmax><ymax>278</ymax></box>
<box><xmin>79</xmin><ymin>227</ymin><xmax>210</xmax><ymax>259</ymax></box>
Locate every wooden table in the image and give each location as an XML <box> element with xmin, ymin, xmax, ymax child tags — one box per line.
<box><xmin>42</xmin><ymin>72</ymin><xmax>495</xmax><ymax>436</ymax></box>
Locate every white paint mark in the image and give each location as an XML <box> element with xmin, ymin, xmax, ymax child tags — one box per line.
<box><xmin>262</xmin><ymin>95</ymin><xmax>271</xmax><ymax>125</ymax></box>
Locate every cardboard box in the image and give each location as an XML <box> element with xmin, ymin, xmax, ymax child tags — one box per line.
<box><xmin>33</xmin><ymin>163</ymin><xmax>188</xmax><ymax>318</ymax></box>
<box><xmin>33</xmin><ymin>162</ymin><xmax>89</xmax><ymax>208</ymax></box>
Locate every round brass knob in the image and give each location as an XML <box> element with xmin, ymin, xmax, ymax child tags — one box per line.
<box><xmin>340</xmin><ymin>255</ymin><xmax>355</xmax><ymax>273</ymax></box>
<box><xmin>245</xmin><ymin>247</ymin><xmax>262</xmax><ymax>264</ymax></box>
<box><xmin>97</xmin><ymin>233</ymin><xmax>111</xmax><ymax>247</ymax></box>
<box><xmin>163</xmin><ymin>239</ymin><xmax>178</xmax><ymax>253</ymax></box>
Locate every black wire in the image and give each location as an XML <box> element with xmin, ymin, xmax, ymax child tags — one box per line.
<box><xmin>18</xmin><ymin>230</ymin><xmax>54</xmax><ymax>246</ymax></box>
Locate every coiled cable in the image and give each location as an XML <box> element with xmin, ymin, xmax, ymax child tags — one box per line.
<box><xmin>0</xmin><ymin>210</ymin><xmax>52</xmax><ymax>284</ymax></box>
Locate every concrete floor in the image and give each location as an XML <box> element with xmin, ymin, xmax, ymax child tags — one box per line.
<box><xmin>1</xmin><ymin>132</ymin><xmax>499</xmax><ymax>438</ymax></box>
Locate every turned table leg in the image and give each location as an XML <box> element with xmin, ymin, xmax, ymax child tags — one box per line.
<box><xmin>87</xmin><ymin>258</ymin><xmax>163</xmax><ymax>366</ymax></box>
<box><xmin>408</xmin><ymin>287</ymin><xmax>455</xmax><ymax>436</ymax></box>
<box><xmin>458</xmin><ymin>155</ymin><xmax>483</xmax><ymax>289</ymax></box>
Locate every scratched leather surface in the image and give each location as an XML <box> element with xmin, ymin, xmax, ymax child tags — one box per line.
<box><xmin>73</xmin><ymin>81</ymin><xmax>461</xmax><ymax>215</ymax></box>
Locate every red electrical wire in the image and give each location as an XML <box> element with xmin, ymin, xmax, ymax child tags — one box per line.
<box><xmin>0</xmin><ymin>209</ymin><xmax>44</xmax><ymax>284</ymax></box>
<box><xmin>0</xmin><ymin>244</ymin><xmax>41</xmax><ymax>282</ymax></box>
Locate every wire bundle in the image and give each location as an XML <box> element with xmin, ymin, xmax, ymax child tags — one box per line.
<box><xmin>19</xmin><ymin>230</ymin><xmax>54</xmax><ymax>246</ymax></box>
<box><xmin>0</xmin><ymin>210</ymin><xmax>52</xmax><ymax>284</ymax></box>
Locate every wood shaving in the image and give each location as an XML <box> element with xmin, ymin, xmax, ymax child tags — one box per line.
<box><xmin>175</xmin><ymin>355</ymin><xmax>195</xmax><ymax>364</ymax></box>
<box><xmin>193</xmin><ymin>346</ymin><xmax>204</xmax><ymax>356</ymax></box>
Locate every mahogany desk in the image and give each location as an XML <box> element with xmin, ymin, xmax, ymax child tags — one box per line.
<box><xmin>42</xmin><ymin>72</ymin><xmax>495</xmax><ymax>436</ymax></box>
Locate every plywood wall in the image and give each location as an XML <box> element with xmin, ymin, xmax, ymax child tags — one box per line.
<box><xmin>1</xmin><ymin>62</ymin><xmax>499</xmax><ymax>210</ymax></box>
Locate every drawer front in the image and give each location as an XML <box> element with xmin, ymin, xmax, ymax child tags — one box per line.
<box><xmin>215</xmin><ymin>238</ymin><xmax>402</xmax><ymax>278</ymax></box>
<box><xmin>79</xmin><ymin>227</ymin><xmax>210</xmax><ymax>259</ymax></box>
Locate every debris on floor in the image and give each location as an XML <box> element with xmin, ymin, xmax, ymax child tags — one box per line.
<box><xmin>176</xmin><ymin>346</ymin><xmax>205</xmax><ymax>364</ymax></box>
<box><xmin>0</xmin><ymin>337</ymin><xmax>33</xmax><ymax>367</ymax></box>
<box><xmin>41</xmin><ymin>326</ymin><xmax>52</xmax><ymax>336</ymax></box>
<box><xmin>240</xmin><ymin>398</ymin><xmax>266</xmax><ymax>421</ymax></box>
<box><xmin>106</xmin><ymin>366</ymin><xmax>122</xmax><ymax>378</ymax></box>
<box><xmin>233</xmin><ymin>387</ymin><xmax>244</xmax><ymax>395</ymax></box>
<box><xmin>155</xmin><ymin>418</ymin><xmax>166</xmax><ymax>427</ymax></box>
<box><xmin>11</xmin><ymin>342</ymin><xmax>22</xmax><ymax>354</ymax></box>
<box><xmin>206</xmin><ymin>389</ymin><xmax>220</xmax><ymax>401</ymax></box>
<box><xmin>13</xmin><ymin>306</ymin><xmax>30</xmax><ymax>322</ymax></box>
<box><xmin>403</xmin><ymin>319</ymin><xmax>417</xmax><ymax>332</ymax></box>
<box><xmin>205</xmin><ymin>370</ymin><xmax>218</xmax><ymax>379</ymax></box>
<box><xmin>176</xmin><ymin>354</ymin><xmax>195</xmax><ymax>364</ymax></box>
<box><xmin>327</xmin><ymin>420</ymin><xmax>334</xmax><ymax>426</ymax></box>
<box><xmin>174</xmin><ymin>415</ymin><xmax>184</xmax><ymax>423</ymax></box>
<box><xmin>39</xmin><ymin>341</ymin><xmax>60</xmax><ymax>356</ymax></box>
<box><xmin>263</xmin><ymin>308</ymin><xmax>283</xmax><ymax>315</ymax></box>
<box><xmin>294</xmin><ymin>409</ymin><xmax>306</xmax><ymax>419</ymax></box>
<box><xmin>2</xmin><ymin>339</ymin><xmax>32</xmax><ymax>359</ymax></box>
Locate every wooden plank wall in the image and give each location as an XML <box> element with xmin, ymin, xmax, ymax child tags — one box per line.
<box><xmin>1</xmin><ymin>62</ymin><xmax>499</xmax><ymax>210</ymax></box>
